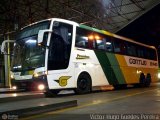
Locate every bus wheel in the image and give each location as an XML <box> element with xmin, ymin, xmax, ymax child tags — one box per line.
<box><xmin>44</xmin><ymin>90</ymin><xmax>59</xmax><ymax>97</ymax></box>
<box><xmin>145</xmin><ymin>73</ymin><xmax>151</xmax><ymax>87</ymax></box>
<box><xmin>134</xmin><ymin>83</ymin><xmax>140</xmax><ymax>88</ymax></box>
<box><xmin>75</xmin><ymin>73</ymin><xmax>92</xmax><ymax>94</ymax></box>
<box><xmin>139</xmin><ymin>73</ymin><xmax>145</xmax><ymax>87</ymax></box>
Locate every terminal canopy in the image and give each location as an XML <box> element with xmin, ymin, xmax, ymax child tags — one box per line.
<box><xmin>0</xmin><ymin>0</ymin><xmax>160</xmax><ymax>36</ymax></box>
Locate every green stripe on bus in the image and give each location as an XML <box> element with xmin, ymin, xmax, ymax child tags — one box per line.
<box><xmin>106</xmin><ymin>53</ymin><xmax>126</xmax><ymax>84</ymax></box>
<box><xmin>94</xmin><ymin>51</ymin><xmax>118</xmax><ymax>85</ymax></box>
<box><xmin>79</xmin><ymin>24</ymin><xmax>103</xmax><ymax>34</ymax></box>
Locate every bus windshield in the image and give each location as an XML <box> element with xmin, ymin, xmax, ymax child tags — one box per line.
<box><xmin>11</xmin><ymin>21</ymin><xmax>50</xmax><ymax>72</ymax></box>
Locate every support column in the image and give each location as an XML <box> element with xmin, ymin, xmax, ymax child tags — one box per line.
<box><xmin>4</xmin><ymin>34</ymin><xmax>11</xmax><ymax>88</ymax></box>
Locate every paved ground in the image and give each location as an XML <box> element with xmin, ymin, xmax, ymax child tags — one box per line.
<box><xmin>16</xmin><ymin>83</ymin><xmax>160</xmax><ymax>120</ymax></box>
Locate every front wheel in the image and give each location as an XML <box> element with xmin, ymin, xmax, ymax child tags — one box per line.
<box><xmin>44</xmin><ymin>89</ymin><xmax>59</xmax><ymax>97</ymax></box>
<box><xmin>75</xmin><ymin>73</ymin><xmax>92</xmax><ymax>94</ymax></box>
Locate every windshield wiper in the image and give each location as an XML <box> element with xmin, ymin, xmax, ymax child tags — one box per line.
<box><xmin>23</xmin><ymin>66</ymin><xmax>36</xmax><ymax>71</ymax></box>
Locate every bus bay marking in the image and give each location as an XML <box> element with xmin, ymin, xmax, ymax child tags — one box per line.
<box><xmin>54</xmin><ymin>76</ymin><xmax>71</xmax><ymax>87</ymax></box>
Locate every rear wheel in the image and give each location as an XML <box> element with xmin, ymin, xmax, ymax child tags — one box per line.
<box><xmin>139</xmin><ymin>73</ymin><xmax>145</xmax><ymax>87</ymax></box>
<box><xmin>145</xmin><ymin>73</ymin><xmax>151</xmax><ymax>87</ymax></box>
<box><xmin>133</xmin><ymin>83</ymin><xmax>140</xmax><ymax>88</ymax></box>
<box><xmin>75</xmin><ymin>73</ymin><xmax>92</xmax><ymax>94</ymax></box>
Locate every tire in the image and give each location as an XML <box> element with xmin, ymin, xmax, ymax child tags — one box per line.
<box><xmin>44</xmin><ymin>89</ymin><xmax>59</xmax><ymax>97</ymax></box>
<box><xmin>145</xmin><ymin>73</ymin><xmax>151</xmax><ymax>87</ymax></box>
<box><xmin>75</xmin><ymin>73</ymin><xmax>92</xmax><ymax>94</ymax></box>
<box><xmin>139</xmin><ymin>73</ymin><xmax>145</xmax><ymax>87</ymax></box>
<box><xmin>133</xmin><ymin>83</ymin><xmax>140</xmax><ymax>88</ymax></box>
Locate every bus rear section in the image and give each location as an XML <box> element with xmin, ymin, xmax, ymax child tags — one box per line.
<box><xmin>74</xmin><ymin>25</ymin><xmax>158</xmax><ymax>91</ymax></box>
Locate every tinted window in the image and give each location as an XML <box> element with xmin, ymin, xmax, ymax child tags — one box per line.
<box><xmin>113</xmin><ymin>39</ymin><xmax>126</xmax><ymax>54</ymax></box>
<box><xmin>137</xmin><ymin>46</ymin><xmax>144</xmax><ymax>58</ymax></box>
<box><xmin>48</xmin><ymin>22</ymin><xmax>73</xmax><ymax>70</ymax></box>
<box><xmin>75</xmin><ymin>28</ymin><xmax>90</xmax><ymax>48</ymax></box>
<box><xmin>105</xmin><ymin>37</ymin><xmax>113</xmax><ymax>52</ymax></box>
<box><xmin>17</xmin><ymin>21</ymin><xmax>50</xmax><ymax>40</ymax></box>
<box><xmin>75</xmin><ymin>27</ymin><xmax>157</xmax><ymax>60</ymax></box>
<box><xmin>95</xmin><ymin>34</ymin><xmax>106</xmax><ymax>50</ymax></box>
<box><xmin>126</xmin><ymin>43</ymin><xmax>137</xmax><ymax>56</ymax></box>
<box><xmin>144</xmin><ymin>48</ymin><xmax>157</xmax><ymax>60</ymax></box>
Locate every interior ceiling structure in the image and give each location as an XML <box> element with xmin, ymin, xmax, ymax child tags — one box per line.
<box><xmin>0</xmin><ymin>0</ymin><xmax>160</xmax><ymax>36</ymax></box>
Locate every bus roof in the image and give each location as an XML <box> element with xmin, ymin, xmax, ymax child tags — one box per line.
<box><xmin>21</xmin><ymin>18</ymin><xmax>52</xmax><ymax>30</ymax></box>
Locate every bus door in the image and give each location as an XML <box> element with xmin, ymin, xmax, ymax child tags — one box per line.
<box><xmin>47</xmin><ymin>22</ymin><xmax>74</xmax><ymax>89</ymax></box>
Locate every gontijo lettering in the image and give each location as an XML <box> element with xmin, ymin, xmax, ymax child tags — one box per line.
<box><xmin>129</xmin><ymin>58</ymin><xmax>147</xmax><ymax>65</ymax></box>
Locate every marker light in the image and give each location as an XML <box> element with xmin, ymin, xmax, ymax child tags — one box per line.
<box><xmin>12</xmin><ymin>86</ymin><xmax>17</xmax><ymax>90</ymax></box>
<box><xmin>88</xmin><ymin>35</ymin><xmax>94</xmax><ymax>40</ymax></box>
<box><xmin>38</xmin><ymin>43</ymin><xmax>42</xmax><ymax>46</ymax></box>
<box><xmin>95</xmin><ymin>35</ymin><xmax>100</xmax><ymax>40</ymax></box>
<box><xmin>11</xmin><ymin>74</ymin><xmax>15</xmax><ymax>79</ymax></box>
<box><xmin>33</xmin><ymin>71</ymin><xmax>48</xmax><ymax>78</ymax></box>
<box><xmin>38</xmin><ymin>84</ymin><xmax>45</xmax><ymax>91</ymax></box>
<box><xmin>136</xmin><ymin>70</ymin><xmax>142</xmax><ymax>74</ymax></box>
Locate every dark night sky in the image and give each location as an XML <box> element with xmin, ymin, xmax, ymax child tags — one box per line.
<box><xmin>117</xmin><ymin>3</ymin><xmax>160</xmax><ymax>48</ymax></box>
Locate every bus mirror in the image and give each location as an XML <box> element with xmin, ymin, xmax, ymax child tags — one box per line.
<box><xmin>38</xmin><ymin>30</ymin><xmax>52</xmax><ymax>44</ymax></box>
<box><xmin>1</xmin><ymin>40</ymin><xmax>15</xmax><ymax>54</ymax></box>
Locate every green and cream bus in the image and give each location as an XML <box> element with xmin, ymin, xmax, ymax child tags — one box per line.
<box><xmin>5</xmin><ymin>18</ymin><xmax>158</xmax><ymax>95</ymax></box>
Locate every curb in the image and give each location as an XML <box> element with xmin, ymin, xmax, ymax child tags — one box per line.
<box><xmin>0</xmin><ymin>100</ymin><xmax>77</xmax><ymax>118</ymax></box>
<box><xmin>0</xmin><ymin>94</ymin><xmax>44</xmax><ymax>103</ymax></box>
<box><xmin>0</xmin><ymin>89</ymin><xmax>25</xmax><ymax>94</ymax></box>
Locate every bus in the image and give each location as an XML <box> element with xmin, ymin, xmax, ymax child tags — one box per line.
<box><xmin>4</xmin><ymin>18</ymin><xmax>158</xmax><ymax>96</ymax></box>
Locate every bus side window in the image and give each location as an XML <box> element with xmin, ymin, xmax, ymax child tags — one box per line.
<box><xmin>126</xmin><ymin>43</ymin><xmax>137</xmax><ymax>57</ymax></box>
<box><xmin>105</xmin><ymin>37</ymin><xmax>113</xmax><ymax>52</ymax></box>
<box><xmin>95</xmin><ymin>34</ymin><xmax>105</xmax><ymax>50</ymax></box>
<box><xmin>75</xmin><ymin>35</ymin><xmax>88</xmax><ymax>48</ymax></box>
<box><xmin>113</xmin><ymin>38</ymin><xmax>127</xmax><ymax>54</ymax></box>
<box><xmin>137</xmin><ymin>46</ymin><xmax>144</xmax><ymax>58</ymax></box>
<box><xmin>96</xmin><ymin>39</ymin><xmax>105</xmax><ymax>50</ymax></box>
<box><xmin>113</xmin><ymin>39</ymin><xmax>121</xmax><ymax>53</ymax></box>
<box><xmin>151</xmin><ymin>49</ymin><xmax>157</xmax><ymax>60</ymax></box>
<box><xmin>145</xmin><ymin>48</ymin><xmax>157</xmax><ymax>60</ymax></box>
<box><xmin>75</xmin><ymin>27</ymin><xmax>88</xmax><ymax>48</ymax></box>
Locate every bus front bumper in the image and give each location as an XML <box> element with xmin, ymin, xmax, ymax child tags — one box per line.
<box><xmin>11</xmin><ymin>75</ymin><xmax>48</xmax><ymax>91</ymax></box>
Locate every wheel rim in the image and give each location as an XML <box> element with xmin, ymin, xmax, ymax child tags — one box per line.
<box><xmin>79</xmin><ymin>78</ymin><xmax>87</xmax><ymax>90</ymax></box>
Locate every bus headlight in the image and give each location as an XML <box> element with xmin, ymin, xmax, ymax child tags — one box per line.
<box><xmin>38</xmin><ymin>84</ymin><xmax>45</xmax><ymax>91</ymax></box>
<box><xmin>33</xmin><ymin>71</ymin><xmax>48</xmax><ymax>78</ymax></box>
<box><xmin>158</xmin><ymin>73</ymin><xmax>160</xmax><ymax>79</ymax></box>
<box><xmin>12</xmin><ymin>86</ymin><xmax>17</xmax><ymax>90</ymax></box>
